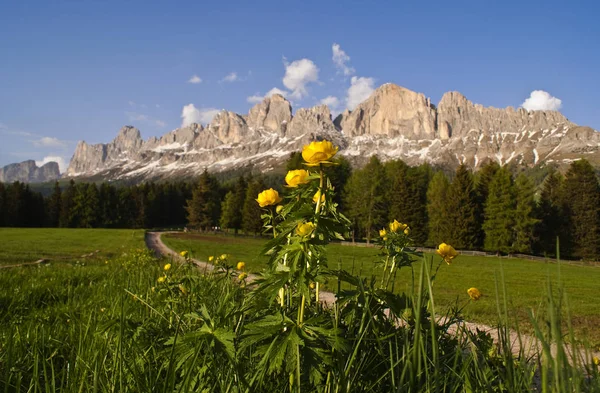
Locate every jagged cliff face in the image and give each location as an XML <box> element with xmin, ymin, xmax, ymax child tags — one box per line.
<box><xmin>0</xmin><ymin>160</ymin><xmax>60</xmax><ymax>183</ymax></box>
<box><xmin>65</xmin><ymin>84</ymin><xmax>600</xmax><ymax>181</ymax></box>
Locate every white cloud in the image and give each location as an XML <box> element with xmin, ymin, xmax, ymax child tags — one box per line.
<box><xmin>181</xmin><ymin>104</ymin><xmax>220</xmax><ymax>126</ymax></box>
<box><xmin>221</xmin><ymin>72</ymin><xmax>239</xmax><ymax>83</ymax></box>
<box><xmin>282</xmin><ymin>58</ymin><xmax>319</xmax><ymax>100</ymax></box>
<box><xmin>32</xmin><ymin>137</ymin><xmax>68</xmax><ymax>148</ymax></box>
<box><xmin>521</xmin><ymin>90</ymin><xmax>562</xmax><ymax>111</ymax></box>
<box><xmin>155</xmin><ymin>120</ymin><xmax>167</xmax><ymax>127</ymax></box>
<box><xmin>187</xmin><ymin>75</ymin><xmax>202</xmax><ymax>84</ymax></box>
<box><xmin>36</xmin><ymin>156</ymin><xmax>68</xmax><ymax>174</ymax></box>
<box><xmin>320</xmin><ymin>96</ymin><xmax>340</xmax><ymax>109</ymax></box>
<box><xmin>128</xmin><ymin>100</ymin><xmax>136</xmax><ymax>106</ymax></box>
<box><xmin>247</xmin><ymin>87</ymin><xmax>288</xmax><ymax>104</ymax></box>
<box><xmin>346</xmin><ymin>76</ymin><xmax>375</xmax><ymax>110</ymax></box>
<box><xmin>332</xmin><ymin>43</ymin><xmax>355</xmax><ymax>76</ymax></box>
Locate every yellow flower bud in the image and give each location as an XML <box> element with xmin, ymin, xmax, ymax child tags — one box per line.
<box><xmin>389</xmin><ymin>219</ymin><xmax>408</xmax><ymax>233</ymax></box>
<box><xmin>239</xmin><ymin>272</ymin><xmax>248</xmax><ymax>281</ymax></box>
<box><xmin>220</xmin><ymin>254</ymin><xmax>228</xmax><ymax>260</ymax></box>
<box><xmin>436</xmin><ymin>243</ymin><xmax>459</xmax><ymax>265</ymax></box>
<box><xmin>379</xmin><ymin>228</ymin><xmax>387</xmax><ymax>238</ymax></box>
<box><xmin>237</xmin><ymin>261</ymin><xmax>246</xmax><ymax>270</ymax></box>
<box><xmin>276</xmin><ymin>205</ymin><xmax>284</xmax><ymax>214</ymax></box>
<box><xmin>593</xmin><ymin>356</ymin><xmax>600</xmax><ymax>366</ymax></box>
<box><xmin>313</xmin><ymin>190</ymin><xmax>325</xmax><ymax>204</ymax></box>
<box><xmin>157</xmin><ymin>276</ymin><xmax>166</xmax><ymax>283</ymax></box>
<box><xmin>301</xmin><ymin>140</ymin><xmax>338</xmax><ymax>166</ymax></box>
<box><xmin>309</xmin><ymin>282</ymin><xmax>316</xmax><ymax>289</ymax></box>
<box><xmin>296</xmin><ymin>222</ymin><xmax>316</xmax><ymax>237</ymax></box>
<box><xmin>180</xmin><ymin>250</ymin><xmax>189</xmax><ymax>258</ymax></box>
<box><xmin>163</xmin><ymin>263</ymin><xmax>171</xmax><ymax>271</ymax></box>
<box><xmin>256</xmin><ymin>188</ymin><xmax>283</xmax><ymax>207</ymax></box>
<box><xmin>208</xmin><ymin>255</ymin><xmax>214</xmax><ymax>262</ymax></box>
<box><xmin>285</xmin><ymin>169</ymin><xmax>310</xmax><ymax>187</ymax></box>
<box><xmin>467</xmin><ymin>287</ymin><xmax>482</xmax><ymax>301</ymax></box>
<box><xmin>404</xmin><ymin>227</ymin><xmax>410</xmax><ymax>235</ymax></box>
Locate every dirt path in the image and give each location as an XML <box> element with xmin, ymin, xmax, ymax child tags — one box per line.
<box><xmin>145</xmin><ymin>231</ymin><xmax>598</xmax><ymax>364</ymax></box>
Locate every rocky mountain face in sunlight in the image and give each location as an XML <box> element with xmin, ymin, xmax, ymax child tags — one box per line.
<box><xmin>0</xmin><ymin>160</ymin><xmax>60</xmax><ymax>183</ymax></box>
<box><xmin>65</xmin><ymin>84</ymin><xmax>600</xmax><ymax>181</ymax></box>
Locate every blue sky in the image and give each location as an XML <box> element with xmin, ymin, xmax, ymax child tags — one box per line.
<box><xmin>1</xmin><ymin>0</ymin><xmax>598</xmax><ymax>172</ymax></box>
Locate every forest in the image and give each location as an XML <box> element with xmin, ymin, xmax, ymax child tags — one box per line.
<box><xmin>1</xmin><ymin>154</ymin><xmax>599</xmax><ymax>260</ymax></box>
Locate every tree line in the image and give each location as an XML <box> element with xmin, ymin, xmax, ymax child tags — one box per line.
<box><xmin>1</xmin><ymin>155</ymin><xmax>599</xmax><ymax>260</ymax></box>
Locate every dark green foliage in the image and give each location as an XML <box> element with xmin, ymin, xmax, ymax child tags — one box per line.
<box><xmin>285</xmin><ymin>152</ymin><xmax>304</xmax><ymax>171</ymax></box>
<box><xmin>561</xmin><ymin>159</ymin><xmax>600</xmax><ymax>260</ymax></box>
<box><xmin>534</xmin><ymin>170</ymin><xmax>565</xmax><ymax>256</ymax></box>
<box><xmin>59</xmin><ymin>180</ymin><xmax>77</xmax><ymax>228</ymax></box>
<box><xmin>344</xmin><ymin>156</ymin><xmax>387</xmax><ymax>243</ymax></box>
<box><xmin>186</xmin><ymin>169</ymin><xmax>222</xmax><ymax>231</ymax></box>
<box><xmin>45</xmin><ymin>182</ymin><xmax>61</xmax><ymax>227</ymax></box>
<box><xmin>427</xmin><ymin>171</ymin><xmax>451</xmax><ymax>246</ymax></box>
<box><xmin>512</xmin><ymin>174</ymin><xmax>539</xmax><ymax>253</ymax></box>
<box><xmin>483</xmin><ymin>167</ymin><xmax>515</xmax><ymax>253</ymax></box>
<box><xmin>221</xmin><ymin>176</ymin><xmax>247</xmax><ymax>233</ymax></box>
<box><xmin>385</xmin><ymin>160</ymin><xmax>431</xmax><ymax>245</ymax></box>
<box><xmin>242</xmin><ymin>177</ymin><xmax>267</xmax><ymax>235</ymax></box>
<box><xmin>446</xmin><ymin>164</ymin><xmax>479</xmax><ymax>249</ymax></box>
<box><xmin>474</xmin><ymin>162</ymin><xmax>500</xmax><ymax>248</ymax></box>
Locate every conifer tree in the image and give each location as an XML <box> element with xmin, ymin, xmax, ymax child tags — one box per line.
<box><xmin>242</xmin><ymin>177</ymin><xmax>266</xmax><ymax>235</ymax></box>
<box><xmin>427</xmin><ymin>171</ymin><xmax>451</xmax><ymax>246</ymax></box>
<box><xmin>221</xmin><ymin>176</ymin><xmax>247</xmax><ymax>234</ymax></box>
<box><xmin>344</xmin><ymin>156</ymin><xmax>387</xmax><ymax>243</ymax></box>
<box><xmin>512</xmin><ymin>173</ymin><xmax>538</xmax><ymax>253</ymax></box>
<box><xmin>535</xmin><ymin>169</ymin><xmax>564</xmax><ymax>255</ymax></box>
<box><xmin>562</xmin><ymin>159</ymin><xmax>600</xmax><ymax>260</ymax></box>
<box><xmin>474</xmin><ymin>161</ymin><xmax>500</xmax><ymax>248</ymax></box>
<box><xmin>446</xmin><ymin>164</ymin><xmax>479</xmax><ymax>249</ymax></box>
<box><xmin>483</xmin><ymin>167</ymin><xmax>515</xmax><ymax>253</ymax></box>
<box><xmin>45</xmin><ymin>181</ymin><xmax>62</xmax><ymax>227</ymax></box>
<box><xmin>59</xmin><ymin>180</ymin><xmax>77</xmax><ymax>228</ymax></box>
<box><xmin>186</xmin><ymin>169</ymin><xmax>221</xmax><ymax>231</ymax></box>
<box><xmin>0</xmin><ymin>183</ymin><xmax>5</xmax><ymax>227</ymax></box>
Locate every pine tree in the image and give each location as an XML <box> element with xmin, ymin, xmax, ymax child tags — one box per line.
<box><xmin>0</xmin><ymin>183</ymin><xmax>5</xmax><ymax>227</ymax></box>
<box><xmin>45</xmin><ymin>181</ymin><xmax>62</xmax><ymax>227</ymax></box>
<box><xmin>242</xmin><ymin>177</ymin><xmax>266</xmax><ymax>235</ymax></box>
<box><xmin>512</xmin><ymin>173</ymin><xmax>539</xmax><ymax>253</ymax></box>
<box><xmin>186</xmin><ymin>170</ymin><xmax>222</xmax><ymax>231</ymax></box>
<box><xmin>483</xmin><ymin>167</ymin><xmax>515</xmax><ymax>253</ymax></box>
<box><xmin>344</xmin><ymin>156</ymin><xmax>387</xmax><ymax>243</ymax></box>
<box><xmin>562</xmin><ymin>159</ymin><xmax>600</xmax><ymax>260</ymax></box>
<box><xmin>221</xmin><ymin>176</ymin><xmax>247</xmax><ymax>234</ymax></box>
<box><xmin>535</xmin><ymin>170</ymin><xmax>564</xmax><ymax>256</ymax></box>
<box><xmin>445</xmin><ymin>165</ymin><xmax>479</xmax><ymax>249</ymax></box>
<box><xmin>427</xmin><ymin>171</ymin><xmax>451</xmax><ymax>246</ymax></box>
<box><xmin>474</xmin><ymin>161</ymin><xmax>500</xmax><ymax>248</ymax></box>
<box><xmin>59</xmin><ymin>180</ymin><xmax>77</xmax><ymax>228</ymax></box>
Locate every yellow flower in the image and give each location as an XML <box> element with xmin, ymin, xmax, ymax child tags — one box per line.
<box><xmin>404</xmin><ymin>227</ymin><xmax>410</xmax><ymax>235</ymax></box>
<box><xmin>239</xmin><ymin>272</ymin><xmax>248</xmax><ymax>281</ymax></box>
<box><xmin>237</xmin><ymin>261</ymin><xmax>246</xmax><ymax>270</ymax></box>
<box><xmin>379</xmin><ymin>228</ymin><xmax>387</xmax><ymax>238</ymax></box>
<box><xmin>285</xmin><ymin>169</ymin><xmax>310</xmax><ymax>187</ymax></box>
<box><xmin>163</xmin><ymin>263</ymin><xmax>171</xmax><ymax>271</ymax></box>
<box><xmin>313</xmin><ymin>190</ymin><xmax>325</xmax><ymax>204</ymax></box>
<box><xmin>301</xmin><ymin>140</ymin><xmax>338</xmax><ymax>166</ymax></box>
<box><xmin>467</xmin><ymin>287</ymin><xmax>482</xmax><ymax>301</ymax></box>
<box><xmin>157</xmin><ymin>276</ymin><xmax>166</xmax><ymax>283</ymax></box>
<box><xmin>436</xmin><ymin>243</ymin><xmax>459</xmax><ymax>265</ymax></box>
<box><xmin>256</xmin><ymin>188</ymin><xmax>283</xmax><ymax>207</ymax></box>
<box><xmin>593</xmin><ymin>356</ymin><xmax>600</xmax><ymax>366</ymax></box>
<box><xmin>389</xmin><ymin>220</ymin><xmax>408</xmax><ymax>233</ymax></box>
<box><xmin>208</xmin><ymin>255</ymin><xmax>214</xmax><ymax>262</ymax></box>
<box><xmin>309</xmin><ymin>282</ymin><xmax>316</xmax><ymax>289</ymax></box>
<box><xmin>296</xmin><ymin>222</ymin><xmax>316</xmax><ymax>237</ymax></box>
<box><xmin>276</xmin><ymin>205</ymin><xmax>284</xmax><ymax>214</ymax></box>
<box><xmin>180</xmin><ymin>250</ymin><xmax>189</xmax><ymax>258</ymax></box>
<box><xmin>100</xmin><ymin>307</ymin><xmax>106</xmax><ymax>313</ymax></box>
<box><xmin>220</xmin><ymin>254</ymin><xmax>228</xmax><ymax>260</ymax></box>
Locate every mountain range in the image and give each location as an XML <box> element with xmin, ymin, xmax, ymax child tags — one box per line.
<box><xmin>3</xmin><ymin>84</ymin><xmax>600</xmax><ymax>183</ymax></box>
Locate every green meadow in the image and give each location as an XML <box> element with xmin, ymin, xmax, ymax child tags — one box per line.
<box><xmin>163</xmin><ymin>232</ymin><xmax>600</xmax><ymax>346</ymax></box>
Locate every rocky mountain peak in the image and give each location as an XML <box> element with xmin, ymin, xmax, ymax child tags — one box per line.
<box><xmin>0</xmin><ymin>160</ymin><xmax>61</xmax><ymax>183</ymax></box>
<box><xmin>113</xmin><ymin>126</ymin><xmax>143</xmax><ymax>151</ymax></box>
<box><xmin>336</xmin><ymin>83</ymin><xmax>437</xmax><ymax>139</ymax></box>
<box><xmin>247</xmin><ymin>94</ymin><xmax>292</xmax><ymax>135</ymax></box>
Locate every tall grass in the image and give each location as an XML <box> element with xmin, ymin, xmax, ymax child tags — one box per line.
<box><xmin>1</xmin><ymin>248</ymin><xmax>598</xmax><ymax>392</ymax></box>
